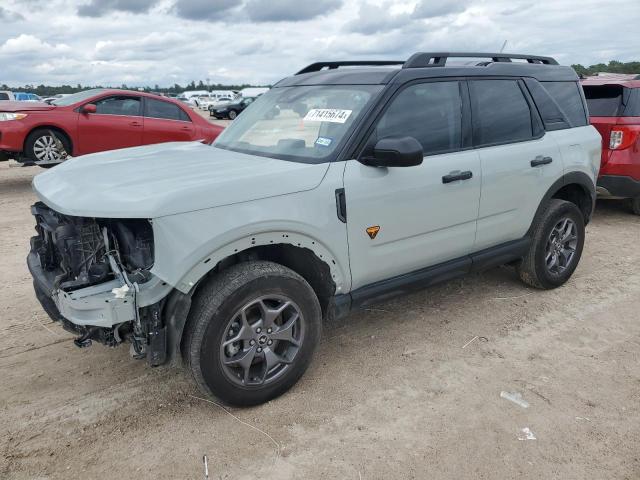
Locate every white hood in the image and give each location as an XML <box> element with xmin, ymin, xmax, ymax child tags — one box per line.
<box><xmin>33</xmin><ymin>142</ymin><xmax>329</xmax><ymax>218</ymax></box>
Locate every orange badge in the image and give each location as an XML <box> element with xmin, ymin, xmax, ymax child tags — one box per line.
<box><xmin>366</xmin><ymin>226</ymin><xmax>380</xmax><ymax>240</ymax></box>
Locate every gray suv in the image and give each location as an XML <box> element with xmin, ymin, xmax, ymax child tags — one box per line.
<box><xmin>28</xmin><ymin>52</ymin><xmax>601</xmax><ymax>406</ymax></box>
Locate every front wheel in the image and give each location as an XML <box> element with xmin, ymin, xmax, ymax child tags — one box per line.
<box><xmin>631</xmin><ymin>197</ymin><xmax>640</xmax><ymax>215</ymax></box>
<box><xmin>228</xmin><ymin>110</ymin><xmax>237</xmax><ymax>120</ymax></box>
<box><xmin>183</xmin><ymin>261</ymin><xmax>322</xmax><ymax>406</ymax></box>
<box><xmin>25</xmin><ymin>129</ymin><xmax>70</xmax><ymax>164</ymax></box>
<box><xmin>517</xmin><ymin>199</ymin><xmax>585</xmax><ymax>289</ymax></box>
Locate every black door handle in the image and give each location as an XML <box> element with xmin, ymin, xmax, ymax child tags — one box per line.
<box><xmin>442</xmin><ymin>170</ymin><xmax>473</xmax><ymax>184</ymax></box>
<box><xmin>531</xmin><ymin>156</ymin><xmax>553</xmax><ymax>167</ymax></box>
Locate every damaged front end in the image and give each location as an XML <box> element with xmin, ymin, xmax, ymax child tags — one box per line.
<box><xmin>27</xmin><ymin>202</ymin><xmax>183</xmax><ymax>366</ymax></box>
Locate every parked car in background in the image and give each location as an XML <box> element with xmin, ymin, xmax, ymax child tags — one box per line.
<box><xmin>0</xmin><ymin>91</ymin><xmax>16</xmax><ymax>101</ymax></box>
<box><xmin>211</xmin><ymin>96</ymin><xmax>256</xmax><ymax>119</ymax></box>
<box><xmin>14</xmin><ymin>93</ymin><xmax>43</xmax><ymax>102</ymax></box>
<box><xmin>27</xmin><ymin>53</ymin><xmax>600</xmax><ymax>406</ymax></box>
<box><xmin>582</xmin><ymin>77</ymin><xmax>640</xmax><ymax>214</ymax></box>
<box><xmin>43</xmin><ymin>94</ymin><xmax>71</xmax><ymax>104</ymax></box>
<box><xmin>0</xmin><ymin>89</ymin><xmax>223</xmax><ymax>166</ymax></box>
<box><xmin>207</xmin><ymin>97</ymin><xmax>234</xmax><ymax>115</ymax></box>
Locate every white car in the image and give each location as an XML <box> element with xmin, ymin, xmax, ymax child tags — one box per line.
<box><xmin>0</xmin><ymin>91</ymin><xmax>15</xmax><ymax>101</ymax></box>
<box><xmin>27</xmin><ymin>52</ymin><xmax>601</xmax><ymax>407</ymax></box>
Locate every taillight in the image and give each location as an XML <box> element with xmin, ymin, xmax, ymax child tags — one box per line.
<box><xmin>609</xmin><ymin>126</ymin><xmax>640</xmax><ymax>150</ymax></box>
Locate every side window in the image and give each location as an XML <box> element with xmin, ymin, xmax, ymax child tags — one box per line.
<box><xmin>469</xmin><ymin>80</ymin><xmax>534</xmax><ymax>146</ymax></box>
<box><xmin>145</xmin><ymin>98</ymin><xmax>191</xmax><ymax>122</ymax></box>
<box><xmin>0</xmin><ymin>93</ymin><xmax>9</xmax><ymax>100</ymax></box>
<box><xmin>94</xmin><ymin>96</ymin><xmax>141</xmax><ymax>116</ymax></box>
<box><xmin>542</xmin><ymin>81</ymin><xmax>588</xmax><ymax>127</ymax></box>
<box><xmin>375</xmin><ymin>81</ymin><xmax>463</xmax><ymax>156</ymax></box>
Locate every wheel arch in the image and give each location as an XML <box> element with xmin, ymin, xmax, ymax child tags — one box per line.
<box><xmin>175</xmin><ymin>231</ymin><xmax>348</xmax><ymax>315</ymax></box>
<box><xmin>528</xmin><ymin>172</ymin><xmax>596</xmax><ymax>235</ymax></box>
<box><xmin>24</xmin><ymin>125</ymin><xmax>74</xmax><ymax>156</ymax></box>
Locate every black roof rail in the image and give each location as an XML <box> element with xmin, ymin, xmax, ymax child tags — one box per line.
<box><xmin>402</xmin><ymin>52</ymin><xmax>559</xmax><ymax>68</ymax></box>
<box><xmin>296</xmin><ymin>60</ymin><xmax>405</xmax><ymax>75</ymax></box>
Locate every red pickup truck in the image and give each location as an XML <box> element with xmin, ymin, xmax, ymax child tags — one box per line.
<box><xmin>582</xmin><ymin>77</ymin><xmax>640</xmax><ymax>214</ymax></box>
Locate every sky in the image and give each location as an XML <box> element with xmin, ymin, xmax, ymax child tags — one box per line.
<box><xmin>0</xmin><ymin>0</ymin><xmax>638</xmax><ymax>87</ymax></box>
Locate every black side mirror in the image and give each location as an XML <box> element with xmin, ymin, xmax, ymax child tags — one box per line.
<box><xmin>361</xmin><ymin>136</ymin><xmax>423</xmax><ymax>168</ymax></box>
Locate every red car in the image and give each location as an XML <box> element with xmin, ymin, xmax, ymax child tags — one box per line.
<box><xmin>0</xmin><ymin>89</ymin><xmax>223</xmax><ymax>167</ymax></box>
<box><xmin>582</xmin><ymin>77</ymin><xmax>640</xmax><ymax>214</ymax></box>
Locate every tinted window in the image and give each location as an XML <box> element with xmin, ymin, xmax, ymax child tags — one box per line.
<box><xmin>583</xmin><ymin>85</ymin><xmax>638</xmax><ymax>117</ymax></box>
<box><xmin>94</xmin><ymin>96</ymin><xmax>141</xmax><ymax>116</ymax></box>
<box><xmin>542</xmin><ymin>82</ymin><xmax>587</xmax><ymax>126</ymax></box>
<box><xmin>0</xmin><ymin>93</ymin><xmax>9</xmax><ymax>100</ymax></box>
<box><xmin>145</xmin><ymin>98</ymin><xmax>190</xmax><ymax>121</ymax></box>
<box><xmin>470</xmin><ymin>80</ymin><xmax>533</xmax><ymax>145</ymax></box>
<box><xmin>375</xmin><ymin>81</ymin><xmax>462</xmax><ymax>155</ymax></box>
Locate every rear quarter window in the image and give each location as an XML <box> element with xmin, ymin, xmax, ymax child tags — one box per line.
<box><xmin>541</xmin><ymin>81</ymin><xmax>588</xmax><ymax>127</ymax></box>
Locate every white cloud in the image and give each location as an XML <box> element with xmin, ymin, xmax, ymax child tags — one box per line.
<box><xmin>0</xmin><ymin>0</ymin><xmax>638</xmax><ymax>87</ymax></box>
<box><xmin>0</xmin><ymin>34</ymin><xmax>70</xmax><ymax>54</ymax></box>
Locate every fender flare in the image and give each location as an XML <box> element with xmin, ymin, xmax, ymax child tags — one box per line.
<box><xmin>174</xmin><ymin>231</ymin><xmax>349</xmax><ymax>295</ymax></box>
<box><xmin>527</xmin><ymin>171</ymin><xmax>596</xmax><ymax>236</ymax></box>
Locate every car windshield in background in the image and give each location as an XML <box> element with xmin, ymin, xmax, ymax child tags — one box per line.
<box><xmin>583</xmin><ymin>85</ymin><xmax>640</xmax><ymax>117</ymax></box>
<box><xmin>51</xmin><ymin>89</ymin><xmax>107</xmax><ymax>106</ymax></box>
<box><xmin>214</xmin><ymin>85</ymin><xmax>383</xmax><ymax>163</ymax></box>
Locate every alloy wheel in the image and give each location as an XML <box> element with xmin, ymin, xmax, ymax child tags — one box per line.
<box><xmin>545</xmin><ymin>217</ymin><xmax>578</xmax><ymax>275</ymax></box>
<box><xmin>219</xmin><ymin>295</ymin><xmax>305</xmax><ymax>387</ymax></box>
<box><xmin>32</xmin><ymin>135</ymin><xmax>63</xmax><ymax>162</ymax></box>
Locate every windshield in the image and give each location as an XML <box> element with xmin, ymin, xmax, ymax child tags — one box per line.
<box><xmin>214</xmin><ymin>85</ymin><xmax>383</xmax><ymax>163</ymax></box>
<box><xmin>52</xmin><ymin>89</ymin><xmax>107</xmax><ymax>106</ymax></box>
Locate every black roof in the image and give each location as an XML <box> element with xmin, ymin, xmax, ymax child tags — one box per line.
<box><xmin>275</xmin><ymin>52</ymin><xmax>579</xmax><ymax>87</ymax></box>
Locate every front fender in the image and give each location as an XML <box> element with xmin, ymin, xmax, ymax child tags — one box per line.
<box><xmin>149</xmin><ymin>162</ymin><xmax>351</xmax><ymax>294</ymax></box>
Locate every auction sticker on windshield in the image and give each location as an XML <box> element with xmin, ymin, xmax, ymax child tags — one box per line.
<box><xmin>304</xmin><ymin>109</ymin><xmax>352</xmax><ymax>123</ymax></box>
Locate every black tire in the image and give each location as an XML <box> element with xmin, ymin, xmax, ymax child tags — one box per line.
<box><xmin>228</xmin><ymin>110</ymin><xmax>237</xmax><ymax>120</ymax></box>
<box><xmin>25</xmin><ymin>129</ymin><xmax>71</xmax><ymax>164</ymax></box>
<box><xmin>631</xmin><ymin>197</ymin><xmax>640</xmax><ymax>216</ymax></box>
<box><xmin>183</xmin><ymin>261</ymin><xmax>322</xmax><ymax>406</ymax></box>
<box><xmin>517</xmin><ymin>199</ymin><xmax>585</xmax><ymax>289</ymax></box>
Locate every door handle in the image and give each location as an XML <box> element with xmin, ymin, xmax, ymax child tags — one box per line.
<box><xmin>442</xmin><ymin>170</ymin><xmax>473</xmax><ymax>184</ymax></box>
<box><xmin>530</xmin><ymin>156</ymin><xmax>553</xmax><ymax>167</ymax></box>
<box><xmin>130</xmin><ymin>121</ymin><xmax>142</xmax><ymax>127</ymax></box>
<box><xmin>181</xmin><ymin>126</ymin><xmax>191</xmax><ymax>131</ymax></box>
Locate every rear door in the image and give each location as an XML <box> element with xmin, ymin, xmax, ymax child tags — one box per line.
<box><xmin>470</xmin><ymin>79</ymin><xmax>563</xmax><ymax>250</ymax></box>
<box><xmin>142</xmin><ymin>97</ymin><xmax>195</xmax><ymax>145</ymax></box>
<box><xmin>76</xmin><ymin>95</ymin><xmax>143</xmax><ymax>155</ymax></box>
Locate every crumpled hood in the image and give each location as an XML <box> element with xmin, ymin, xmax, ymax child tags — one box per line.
<box><xmin>33</xmin><ymin>142</ymin><xmax>329</xmax><ymax>218</ymax></box>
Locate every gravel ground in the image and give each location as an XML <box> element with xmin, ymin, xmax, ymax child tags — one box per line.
<box><xmin>1</xmin><ymin>160</ymin><xmax>639</xmax><ymax>480</ymax></box>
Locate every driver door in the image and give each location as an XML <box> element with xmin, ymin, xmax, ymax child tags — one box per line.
<box><xmin>343</xmin><ymin>81</ymin><xmax>481</xmax><ymax>290</ymax></box>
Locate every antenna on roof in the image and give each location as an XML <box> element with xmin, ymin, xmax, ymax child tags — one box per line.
<box><xmin>500</xmin><ymin>40</ymin><xmax>508</xmax><ymax>53</ymax></box>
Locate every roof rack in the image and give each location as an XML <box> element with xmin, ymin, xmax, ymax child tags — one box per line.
<box><xmin>296</xmin><ymin>60</ymin><xmax>405</xmax><ymax>75</ymax></box>
<box><xmin>403</xmin><ymin>52</ymin><xmax>558</xmax><ymax>68</ymax></box>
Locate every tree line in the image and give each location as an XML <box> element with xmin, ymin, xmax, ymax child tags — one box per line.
<box><xmin>0</xmin><ymin>79</ymin><xmax>268</xmax><ymax>97</ymax></box>
<box><xmin>2</xmin><ymin>60</ymin><xmax>638</xmax><ymax>96</ymax></box>
<box><xmin>571</xmin><ymin>60</ymin><xmax>640</xmax><ymax>77</ymax></box>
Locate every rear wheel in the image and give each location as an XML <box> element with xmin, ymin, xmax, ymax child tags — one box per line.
<box><xmin>228</xmin><ymin>110</ymin><xmax>237</xmax><ymax>120</ymax></box>
<box><xmin>183</xmin><ymin>261</ymin><xmax>322</xmax><ymax>406</ymax></box>
<box><xmin>517</xmin><ymin>199</ymin><xmax>585</xmax><ymax>289</ymax></box>
<box><xmin>631</xmin><ymin>197</ymin><xmax>640</xmax><ymax>215</ymax></box>
<box><xmin>25</xmin><ymin>129</ymin><xmax>70</xmax><ymax>165</ymax></box>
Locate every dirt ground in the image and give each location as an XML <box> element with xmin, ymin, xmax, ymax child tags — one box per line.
<box><xmin>1</xmin><ymin>160</ymin><xmax>639</xmax><ymax>480</ymax></box>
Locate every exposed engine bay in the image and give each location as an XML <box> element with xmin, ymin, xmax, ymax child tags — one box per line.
<box><xmin>28</xmin><ymin>202</ymin><xmax>174</xmax><ymax>365</ymax></box>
